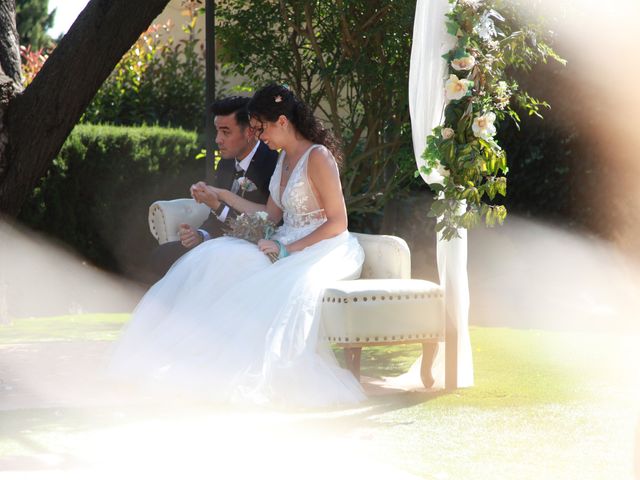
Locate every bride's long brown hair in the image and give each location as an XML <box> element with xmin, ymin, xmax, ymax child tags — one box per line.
<box><xmin>247</xmin><ymin>84</ymin><xmax>343</xmax><ymax>166</ymax></box>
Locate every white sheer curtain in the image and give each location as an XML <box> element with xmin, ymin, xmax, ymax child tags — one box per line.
<box><xmin>409</xmin><ymin>0</ymin><xmax>474</xmax><ymax>387</ymax></box>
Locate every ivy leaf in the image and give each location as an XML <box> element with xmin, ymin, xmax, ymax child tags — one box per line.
<box><xmin>496</xmin><ymin>177</ymin><xmax>507</xmax><ymax>196</ymax></box>
<box><xmin>495</xmin><ymin>205</ymin><xmax>507</xmax><ymax>224</ymax></box>
<box><xmin>485</xmin><ymin>207</ymin><xmax>495</xmax><ymax>226</ymax></box>
<box><xmin>430</xmin><ymin>199</ymin><xmax>448</xmax><ymax>217</ymax></box>
<box><xmin>485</xmin><ymin>181</ymin><xmax>496</xmax><ymax>201</ymax></box>
<box><xmin>446</xmin><ymin>20</ymin><xmax>459</xmax><ymax>36</ymax></box>
<box><xmin>460</xmin><ymin>210</ymin><xmax>480</xmax><ymax>229</ymax></box>
<box><xmin>453</xmin><ymin>47</ymin><xmax>467</xmax><ymax>59</ymax></box>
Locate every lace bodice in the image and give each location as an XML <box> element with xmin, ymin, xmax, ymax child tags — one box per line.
<box><xmin>269</xmin><ymin>145</ymin><xmax>327</xmax><ymax>239</ymax></box>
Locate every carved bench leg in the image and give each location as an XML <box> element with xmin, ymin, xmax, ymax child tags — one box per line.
<box><xmin>420</xmin><ymin>342</ymin><xmax>439</xmax><ymax>388</ymax></box>
<box><xmin>344</xmin><ymin>347</ymin><xmax>362</xmax><ymax>381</ymax></box>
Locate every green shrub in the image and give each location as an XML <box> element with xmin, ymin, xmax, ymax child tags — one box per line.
<box><xmin>18</xmin><ymin>124</ymin><xmax>204</xmax><ymax>279</ymax></box>
<box><xmin>81</xmin><ymin>6</ymin><xmax>206</xmax><ymax>131</ymax></box>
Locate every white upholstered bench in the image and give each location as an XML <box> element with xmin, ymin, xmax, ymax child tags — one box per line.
<box><xmin>320</xmin><ymin>233</ymin><xmax>444</xmax><ymax>387</ymax></box>
<box><xmin>149</xmin><ymin>199</ymin><xmax>449</xmax><ymax>388</ymax></box>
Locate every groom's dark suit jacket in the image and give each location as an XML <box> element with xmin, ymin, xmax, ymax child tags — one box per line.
<box><xmin>150</xmin><ymin>141</ymin><xmax>278</xmax><ymax>278</ymax></box>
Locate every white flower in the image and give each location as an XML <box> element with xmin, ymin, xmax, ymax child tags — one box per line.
<box><xmin>475</xmin><ymin>10</ymin><xmax>505</xmax><ymax>42</ymax></box>
<box><xmin>255</xmin><ymin>211</ymin><xmax>269</xmax><ymax>221</ymax></box>
<box><xmin>237</xmin><ymin>176</ymin><xmax>257</xmax><ymax>192</ymax></box>
<box><xmin>445</xmin><ymin>74</ymin><xmax>473</xmax><ymax>101</ymax></box>
<box><xmin>460</xmin><ymin>0</ymin><xmax>483</xmax><ymax>8</ymax></box>
<box><xmin>494</xmin><ymin>81</ymin><xmax>510</xmax><ymax>109</ymax></box>
<box><xmin>442</xmin><ymin>128</ymin><xmax>455</xmax><ymax>140</ymax></box>
<box><xmin>451</xmin><ymin>55</ymin><xmax>476</xmax><ymax>71</ymax></box>
<box><xmin>472</xmin><ymin>112</ymin><xmax>497</xmax><ymax>140</ymax></box>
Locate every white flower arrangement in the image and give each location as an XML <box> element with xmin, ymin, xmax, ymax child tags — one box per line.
<box><xmin>418</xmin><ymin>0</ymin><xmax>565</xmax><ymax>240</ymax></box>
<box><xmin>442</xmin><ymin>127</ymin><xmax>455</xmax><ymax>140</ymax></box>
<box><xmin>445</xmin><ymin>74</ymin><xmax>474</xmax><ymax>101</ymax></box>
<box><xmin>460</xmin><ymin>0</ymin><xmax>483</xmax><ymax>7</ymax></box>
<box><xmin>451</xmin><ymin>55</ymin><xmax>476</xmax><ymax>71</ymax></box>
<box><xmin>472</xmin><ymin>112</ymin><xmax>497</xmax><ymax>140</ymax></box>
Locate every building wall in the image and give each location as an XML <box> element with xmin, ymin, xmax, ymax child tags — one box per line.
<box><xmin>153</xmin><ymin>0</ymin><xmax>249</xmax><ymax>95</ymax></box>
<box><xmin>153</xmin><ymin>1</ymin><xmax>206</xmax><ymax>46</ymax></box>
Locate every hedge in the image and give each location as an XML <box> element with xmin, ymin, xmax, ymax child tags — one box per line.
<box><xmin>18</xmin><ymin>124</ymin><xmax>204</xmax><ymax>280</ymax></box>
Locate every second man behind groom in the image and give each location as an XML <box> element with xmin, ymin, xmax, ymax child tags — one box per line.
<box><xmin>151</xmin><ymin>96</ymin><xmax>279</xmax><ymax>278</ymax></box>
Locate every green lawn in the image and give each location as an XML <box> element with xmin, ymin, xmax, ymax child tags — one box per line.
<box><xmin>0</xmin><ymin>315</ymin><xmax>638</xmax><ymax>478</ymax></box>
<box><xmin>0</xmin><ymin>314</ymin><xmax>129</xmax><ymax>343</ymax></box>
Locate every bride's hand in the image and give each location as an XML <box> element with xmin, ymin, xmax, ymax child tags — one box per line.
<box><xmin>205</xmin><ymin>185</ymin><xmax>229</xmax><ymax>203</ymax></box>
<box><xmin>257</xmin><ymin>239</ymin><xmax>279</xmax><ymax>256</ymax></box>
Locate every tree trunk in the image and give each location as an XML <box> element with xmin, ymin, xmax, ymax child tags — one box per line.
<box><xmin>0</xmin><ymin>0</ymin><xmax>171</xmax><ymax>216</ymax></box>
<box><xmin>0</xmin><ymin>0</ymin><xmax>22</xmax><ymax>185</ymax></box>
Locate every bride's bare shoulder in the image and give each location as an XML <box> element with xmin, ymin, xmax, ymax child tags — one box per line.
<box><xmin>308</xmin><ymin>145</ymin><xmax>338</xmax><ymax>171</ymax></box>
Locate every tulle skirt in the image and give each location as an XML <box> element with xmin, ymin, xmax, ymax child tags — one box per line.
<box><xmin>110</xmin><ymin>230</ymin><xmax>366</xmax><ymax>407</ymax></box>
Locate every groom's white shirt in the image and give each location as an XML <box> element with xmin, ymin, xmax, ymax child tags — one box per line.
<box><xmin>198</xmin><ymin>140</ymin><xmax>261</xmax><ymax>241</ymax></box>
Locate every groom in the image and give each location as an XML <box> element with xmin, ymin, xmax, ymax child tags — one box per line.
<box><xmin>151</xmin><ymin>96</ymin><xmax>278</xmax><ymax>277</ymax></box>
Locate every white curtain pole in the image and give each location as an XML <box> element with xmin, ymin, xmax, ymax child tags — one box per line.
<box><xmin>408</xmin><ymin>0</ymin><xmax>474</xmax><ymax>388</ymax></box>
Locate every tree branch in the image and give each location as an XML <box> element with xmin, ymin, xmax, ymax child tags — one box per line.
<box><xmin>302</xmin><ymin>3</ymin><xmax>343</xmax><ymax>145</ymax></box>
<box><xmin>0</xmin><ymin>0</ymin><xmax>21</xmax><ymax>85</ymax></box>
<box><xmin>0</xmin><ymin>0</ymin><xmax>171</xmax><ymax>215</ymax></box>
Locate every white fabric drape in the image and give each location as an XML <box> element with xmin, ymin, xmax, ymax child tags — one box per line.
<box><xmin>408</xmin><ymin>0</ymin><xmax>474</xmax><ymax>387</ymax></box>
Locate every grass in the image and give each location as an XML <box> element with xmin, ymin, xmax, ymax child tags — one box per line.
<box><xmin>0</xmin><ymin>314</ymin><xmax>129</xmax><ymax>343</ymax></box>
<box><xmin>357</xmin><ymin>329</ymin><xmax>639</xmax><ymax>478</ymax></box>
<box><xmin>0</xmin><ymin>314</ymin><xmax>638</xmax><ymax>479</ymax></box>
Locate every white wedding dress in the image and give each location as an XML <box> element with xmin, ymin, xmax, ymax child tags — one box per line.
<box><xmin>110</xmin><ymin>145</ymin><xmax>366</xmax><ymax>407</ymax></box>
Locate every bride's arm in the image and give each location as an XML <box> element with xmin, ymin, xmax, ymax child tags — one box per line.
<box><xmin>213</xmin><ymin>186</ymin><xmax>283</xmax><ymax>224</ymax></box>
<box><xmin>284</xmin><ymin>147</ymin><xmax>347</xmax><ymax>254</ymax></box>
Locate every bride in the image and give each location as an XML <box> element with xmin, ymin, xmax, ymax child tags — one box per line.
<box><xmin>110</xmin><ymin>84</ymin><xmax>367</xmax><ymax>407</ymax></box>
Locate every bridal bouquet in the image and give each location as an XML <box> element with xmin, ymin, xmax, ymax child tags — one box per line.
<box><xmin>225</xmin><ymin>211</ymin><xmax>278</xmax><ymax>262</ymax></box>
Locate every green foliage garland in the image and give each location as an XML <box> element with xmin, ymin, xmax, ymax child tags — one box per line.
<box><xmin>420</xmin><ymin>0</ymin><xmax>565</xmax><ymax>240</ymax></box>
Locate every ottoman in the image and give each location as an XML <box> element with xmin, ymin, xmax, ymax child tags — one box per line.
<box><xmin>321</xmin><ymin>278</ymin><xmax>445</xmax><ymax>388</ymax></box>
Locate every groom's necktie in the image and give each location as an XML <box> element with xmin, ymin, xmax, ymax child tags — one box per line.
<box><xmin>231</xmin><ymin>161</ymin><xmax>245</xmax><ymax>194</ymax></box>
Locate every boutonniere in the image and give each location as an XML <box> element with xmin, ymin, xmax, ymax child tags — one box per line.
<box><xmin>237</xmin><ymin>176</ymin><xmax>258</xmax><ymax>197</ymax></box>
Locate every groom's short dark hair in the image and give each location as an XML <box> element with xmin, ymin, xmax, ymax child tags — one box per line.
<box><xmin>210</xmin><ymin>96</ymin><xmax>250</xmax><ymax>129</ymax></box>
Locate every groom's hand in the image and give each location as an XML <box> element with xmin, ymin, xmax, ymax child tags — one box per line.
<box><xmin>191</xmin><ymin>181</ymin><xmax>221</xmax><ymax>210</ymax></box>
<box><xmin>179</xmin><ymin>223</ymin><xmax>202</xmax><ymax>249</ymax></box>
